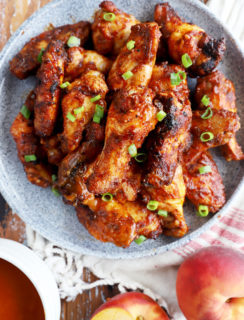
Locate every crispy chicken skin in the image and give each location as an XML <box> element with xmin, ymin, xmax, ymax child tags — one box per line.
<box><xmin>10</xmin><ymin>91</ymin><xmax>52</xmax><ymax>187</ymax></box>
<box><xmin>9</xmin><ymin>21</ymin><xmax>90</xmax><ymax>79</ymax></box>
<box><xmin>154</xmin><ymin>3</ymin><xmax>226</xmax><ymax>76</ymax></box>
<box><xmin>92</xmin><ymin>1</ymin><xmax>139</xmax><ymax>56</ymax></box>
<box><xmin>34</xmin><ymin>40</ymin><xmax>66</xmax><ymax>137</ymax></box>
<box><xmin>64</xmin><ymin>47</ymin><xmax>112</xmax><ymax>82</ymax></box>
<box><xmin>60</xmin><ymin>70</ymin><xmax>108</xmax><ymax>154</ymax></box>
<box><xmin>86</xmin><ymin>87</ymin><xmax>158</xmax><ymax>195</ymax></box>
<box><xmin>183</xmin><ymin>150</ymin><xmax>225</xmax><ymax>213</ymax></box>
<box><xmin>107</xmin><ymin>22</ymin><xmax>161</xmax><ymax>90</ymax></box>
<box><xmin>40</xmin><ymin>136</ymin><xmax>64</xmax><ymax>166</ymax></box>
<box><xmin>142</xmin><ymin>165</ymin><xmax>188</xmax><ymax>238</ymax></box>
<box><xmin>221</xmin><ymin>137</ymin><xmax>244</xmax><ymax>161</ymax></box>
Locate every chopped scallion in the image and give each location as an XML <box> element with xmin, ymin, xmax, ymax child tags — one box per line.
<box><xmin>95</xmin><ymin>104</ymin><xmax>104</xmax><ymax>118</ymax></box>
<box><xmin>20</xmin><ymin>105</ymin><xmax>31</xmax><ymax>119</ymax></box>
<box><xmin>128</xmin><ymin>144</ymin><xmax>137</xmax><ymax>157</ymax></box>
<box><xmin>201</xmin><ymin>107</ymin><xmax>213</xmax><ymax>119</ymax></box>
<box><xmin>157</xmin><ymin>210</ymin><xmax>168</xmax><ymax>217</ymax></box>
<box><xmin>24</xmin><ymin>154</ymin><xmax>37</xmax><ymax>162</ymax></box>
<box><xmin>52</xmin><ymin>186</ymin><xmax>60</xmax><ymax>197</ymax></box>
<box><xmin>157</xmin><ymin>110</ymin><xmax>167</xmax><ymax>122</ymax></box>
<box><xmin>101</xmin><ymin>193</ymin><xmax>113</xmax><ymax>201</ymax></box>
<box><xmin>122</xmin><ymin>71</ymin><xmax>133</xmax><ymax>80</ymax></box>
<box><xmin>93</xmin><ymin>115</ymin><xmax>101</xmax><ymax>123</ymax></box>
<box><xmin>134</xmin><ymin>235</ymin><xmax>147</xmax><ymax>245</ymax></box>
<box><xmin>52</xmin><ymin>174</ymin><xmax>57</xmax><ymax>182</ymax></box>
<box><xmin>201</xmin><ymin>95</ymin><xmax>210</xmax><ymax>106</ymax></box>
<box><xmin>199</xmin><ymin>166</ymin><xmax>212</xmax><ymax>174</ymax></box>
<box><xmin>197</xmin><ymin>205</ymin><xmax>209</xmax><ymax>217</ymax></box>
<box><xmin>147</xmin><ymin>200</ymin><xmax>159</xmax><ymax>211</ymax></box>
<box><xmin>134</xmin><ymin>153</ymin><xmax>147</xmax><ymax>163</ymax></box>
<box><xmin>127</xmin><ymin>40</ymin><xmax>135</xmax><ymax>50</ymax></box>
<box><xmin>74</xmin><ymin>106</ymin><xmax>84</xmax><ymax>115</ymax></box>
<box><xmin>37</xmin><ymin>48</ymin><xmax>45</xmax><ymax>63</ymax></box>
<box><xmin>103</xmin><ymin>12</ymin><xmax>116</xmax><ymax>21</ymax></box>
<box><xmin>60</xmin><ymin>82</ymin><xmax>71</xmax><ymax>89</ymax></box>
<box><xmin>90</xmin><ymin>95</ymin><xmax>101</xmax><ymax>102</ymax></box>
<box><xmin>67</xmin><ymin>112</ymin><xmax>76</xmax><ymax>122</ymax></box>
<box><xmin>200</xmin><ymin>132</ymin><xmax>214</xmax><ymax>142</ymax></box>
<box><xmin>181</xmin><ymin>53</ymin><xmax>192</xmax><ymax>68</ymax></box>
<box><xmin>170</xmin><ymin>71</ymin><xmax>186</xmax><ymax>86</ymax></box>
<box><xmin>67</xmin><ymin>36</ymin><xmax>81</xmax><ymax>48</ymax></box>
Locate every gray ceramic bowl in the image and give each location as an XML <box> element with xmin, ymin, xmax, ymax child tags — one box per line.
<box><xmin>0</xmin><ymin>0</ymin><xmax>243</xmax><ymax>259</ymax></box>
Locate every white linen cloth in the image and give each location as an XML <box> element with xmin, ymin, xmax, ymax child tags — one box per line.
<box><xmin>26</xmin><ymin>1</ymin><xmax>244</xmax><ymax>319</ymax></box>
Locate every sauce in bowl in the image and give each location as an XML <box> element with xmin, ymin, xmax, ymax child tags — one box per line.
<box><xmin>0</xmin><ymin>258</ymin><xmax>45</xmax><ymax>320</ymax></box>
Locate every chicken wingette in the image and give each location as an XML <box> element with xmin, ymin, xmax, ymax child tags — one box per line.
<box><xmin>86</xmin><ymin>87</ymin><xmax>158</xmax><ymax>195</ymax></box>
<box><xmin>40</xmin><ymin>135</ymin><xmax>64</xmax><ymax>166</ymax></box>
<box><xmin>154</xmin><ymin>3</ymin><xmax>226</xmax><ymax>76</ymax></box>
<box><xmin>107</xmin><ymin>22</ymin><xmax>161</xmax><ymax>90</ymax></box>
<box><xmin>221</xmin><ymin>137</ymin><xmax>244</xmax><ymax>161</ymax></box>
<box><xmin>60</xmin><ymin>70</ymin><xmax>108</xmax><ymax>154</ymax></box>
<box><xmin>92</xmin><ymin>0</ymin><xmax>139</xmax><ymax>56</ymax></box>
<box><xmin>10</xmin><ymin>21</ymin><xmax>90</xmax><ymax>79</ymax></box>
<box><xmin>34</xmin><ymin>40</ymin><xmax>66</xmax><ymax>137</ymax></box>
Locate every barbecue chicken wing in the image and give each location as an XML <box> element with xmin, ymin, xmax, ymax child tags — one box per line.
<box><xmin>60</xmin><ymin>70</ymin><xmax>108</xmax><ymax>154</ymax></box>
<box><xmin>40</xmin><ymin>135</ymin><xmax>64</xmax><ymax>166</ymax></box>
<box><xmin>86</xmin><ymin>87</ymin><xmax>158</xmax><ymax>195</ymax></box>
<box><xmin>10</xmin><ymin>21</ymin><xmax>90</xmax><ymax>79</ymax></box>
<box><xmin>10</xmin><ymin>91</ymin><xmax>52</xmax><ymax>187</ymax></box>
<box><xmin>154</xmin><ymin>3</ymin><xmax>226</xmax><ymax>76</ymax></box>
<box><xmin>221</xmin><ymin>137</ymin><xmax>244</xmax><ymax>161</ymax></box>
<box><xmin>34</xmin><ymin>40</ymin><xmax>66</xmax><ymax>137</ymax></box>
<box><xmin>107</xmin><ymin>22</ymin><xmax>161</xmax><ymax>90</ymax></box>
<box><xmin>183</xmin><ymin>150</ymin><xmax>225</xmax><ymax>213</ymax></box>
<box><xmin>92</xmin><ymin>1</ymin><xmax>139</xmax><ymax>56</ymax></box>
<box><xmin>64</xmin><ymin>47</ymin><xmax>112</xmax><ymax>82</ymax></box>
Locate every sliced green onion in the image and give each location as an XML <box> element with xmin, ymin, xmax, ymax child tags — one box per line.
<box><xmin>179</xmin><ymin>71</ymin><xmax>186</xmax><ymax>80</ymax></box>
<box><xmin>52</xmin><ymin>186</ymin><xmax>60</xmax><ymax>197</ymax></box>
<box><xmin>67</xmin><ymin>112</ymin><xmax>76</xmax><ymax>122</ymax></box>
<box><xmin>101</xmin><ymin>193</ymin><xmax>113</xmax><ymax>201</ymax></box>
<box><xmin>20</xmin><ymin>105</ymin><xmax>31</xmax><ymax>119</ymax></box>
<box><xmin>67</xmin><ymin>36</ymin><xmax>81</xmax><ymax>48</ymax></box>
<box><xmin>157</xmin><ymin>210</ymin><xmax>168</xmax><ymax>217</ymax></box>
<box><xmin>74</xmin><ymin>106</ymin><xmax>84</xmax><ymax>115</ymax></box>
<box><xmin>122</xmin><ymin>71</ymin><xmax>133</xmax><ymax>80</ymax></box>
<box><xmin>201</xmin><ymin>107</ymin><xmax>213</xmax><ymax>119</ymax></box>
<box><xmin>103</xmin><ymin>12</ymin><xmax>116</xmax><ymax>21</ymax></box>
<box><xmin>134</xmin><ymin>153</ymin><xmax>147</xmax><ymax>163</ymax></box>
<box><xmin>201</xmin><ymin>95</ymin><xmax>210</xmax><ymax>107</ymax></box>
<box><xmin>90</xmin><ymin>95</ymin><xmax>101</xmax><ymax>102</ymax></box>
<box><xmin>37</xmin><ymin>48</ymin><xmax>45</xmax><ymax>63</ymax></box>
<box><xmin>127</xmin><ymin>40</ymin><xmax>135</xmax><ymax>50</ymax></box>
<box><xmin>199</xmin><ymin>166</ymin><xmax>212</xmax><ymax>174</ymax></box>
<box><xmin>52</xmin><ymin>174</ymin><xmax>57</xmax><ymax>182</ymax></box>
<box><xmin>197</xmin><ymin>205</ymin><xmax>209</xmax><ymax>217</ymax></box>
<box><xmin>95</xmin><ymin>104</ymin><xmax>104</xmax><ymax>118</ymax></box>
<box><xmin>128</xmin><ymin>144</ymin><xmax>137</xmax><ymax>157</ymax></box>
<box><xmin>181</xmin><ymin>53</ymin><xmax>192</xmax><ymax>68</ymax></box>
<box><xmin>147</xmin><ymin>200</ymin><xmax>159</xmax><ymax>211</ymax></box>
<box><xmin>60</xmin><ymin>82</ymin><xmax>71</xmax><ymax>89</ymax></box>
<box><xmin>134</xmin><ymin>235</ymin><xmax>147</xmax><ymax>245</ymax></box>
<box><xmin>170</xmin><ymin>71</ymin><xmax>186</xmax><ymax>86</ymax></box>
<box><xmin>24</xmin><ymin>154</ymin><xmax>37</xmax><ymax>162</ymax></box>
<box><xmin>200</xmin><ymin>132</ymin><xmax>214</xmax><ymax>142</ymax></box>
<box><xmin>157</xmin><ymin>110</ymin><xmax>167</xmax><ymax>122</ymax></box>
<box><xmin>93</xmin><ymin>115</ymin><xmax>101</xmax><ymax>123</ymax></box>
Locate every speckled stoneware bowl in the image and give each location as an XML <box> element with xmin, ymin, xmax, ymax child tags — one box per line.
<box><xmin>0</xmin><ymin>0</ymin><xmax>243</xmax><ymax>259</ymax></box>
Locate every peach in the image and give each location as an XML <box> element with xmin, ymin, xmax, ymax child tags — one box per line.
<box><xmin>176</xmin><ymin>246</ymin><xmax>244</xmax><ymax>320</ymax></box>
<box><xmin>91</xmin><ymin>292</ymin><xmax>169</xmax><ymax>320</ymax></box>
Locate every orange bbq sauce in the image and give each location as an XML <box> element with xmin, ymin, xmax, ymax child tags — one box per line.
<box><xmin>0</xmin><ymin>258</ymin><xmax>45</xmax><ymax>320</ymax></box>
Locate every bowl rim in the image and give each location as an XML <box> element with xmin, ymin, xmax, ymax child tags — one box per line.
<box><xmin>0</xmin><ymin>0</ymin><xmax>243</xmax><ymax>259</ymax></box>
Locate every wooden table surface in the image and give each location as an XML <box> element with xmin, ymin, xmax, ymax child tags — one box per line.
<box><xmin>0</xmin><ymin>0</ymin><xmax>207</xmax><ymax>319</ymax></box>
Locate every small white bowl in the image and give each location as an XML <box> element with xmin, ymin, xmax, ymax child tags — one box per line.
<box><xmin>0</xmin><ymin>238</ymin><xmax>60</xmax><ymax>320</ymax></box>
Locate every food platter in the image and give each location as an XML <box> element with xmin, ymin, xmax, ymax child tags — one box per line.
<box><xmin>0</xmin><ymin>0</ymin><xmax>243</xmax><ymax>258</ymax></box>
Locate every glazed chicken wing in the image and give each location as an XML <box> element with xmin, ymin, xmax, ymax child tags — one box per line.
<box><xmin>86</xmin><ymin>87</ymin><xmax>158</xmax><ymax>195</ymax></box>
<box><xmin>40</xmin><ymin>135</ymin><xmax>64</xmax><ymax>166</ymax></box>
<box><xmin>107</xmin><ymin>22</ymin><xmax>161</xmax><ymax>90</ymax></box>
<box><xmin>221</xmin><ymin>137</ymin><xmax>244</xmax><ymax>161</ymax></box>
<box><xmin>60</xmin><ymin>70</ymin><xmax>108</xmax><ymax>154</ymax></box>
<box><xmin>34</xmin><ymin>40</ymin><xmax>66</xmax><ymax>137</ymax></box>
<box><xmin>92</xmin><ymin>1</ymin><xmax>139</xmax><ymax>56</ymax></box>
<box><xmin>64</xmin><ymin>47</ymin><xmax>112</xmax><ymax>82</ymax></box>
<box><xmin>10</xmin><ymin>91</ymin><xmax>52</xmax><ymax>187</ymax></box>
<box><xmin>154</xmin><ymin>3</ymin><xmax>226</xmax><ymax>76</ymax></box>
<box><xmin>183</xmin><ymin>150</ymin><xmax>225</xmax><ymax>213</ymax></box>
<box><xmin>10</xmin><ymin>21</ymin><xmax>90</xmax><ymax>79</ymax></box>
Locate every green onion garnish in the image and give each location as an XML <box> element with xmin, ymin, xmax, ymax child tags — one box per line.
<box><xmin>74</xmin><ymin>106</ymin><xmax>84</xmax><ymax>115</ymax></box>
<box><xmin>52</xmin><ymin>186</ymin><xmax>60</xmax><ymax>197</ymax></box>
<box><xmin>93</xmin><ymin>115</ymin><xmax>101</xmax><ymax>123</ymax></box>
<box><xmin>103</xmin><ymin>12</ymin><xmax>116</xmax><ymax>21</ymax></box>
<box><xmin>157</xmin><ymin>110</ymin><xmax>167</xmax><ymax>122</ymax></box>
<box><xmin>147</xmin><ymin>200</ymin><xmax>159</xmax><ymax>211</ymax></box>
<box><xmin>128</xmin><ymin>144</ymin><xmax>137</xmax><ymax>157</ymax></box>
<box><xmin>122</xmin><ymin>71</ymin><xmax>133</xmax><ymax>80</ymax></box>
<box><xmin>90</xmin><ymin>95</ymin><xmax>101</xmax><ymax>103</ymax></box>
<box><xmin>157</xmin><ymin>210</ymin><xmax>168</xmax><ymax>217</ymax></box>
<box><xmin>181</xmin><ymin>53</ymin><xmax>192</xmax><ymax>68</ymax></box>
<box><xmin>134</xmin><ymin>235</ymin><xmax>147</xmax><ymax>245</ymax></box>
<box><xmin>24</xmin><ymin>154</ymin><xmax>37</xmax><ymax>162</ymax></box>
<box><xmin>52</xmin><ymin>174</ymin><xmax>57</xmax><ymax>182</ymax></box>
<box><xmin>60</xmin><ymin>82</ymin><xmax>71</xmax><ymax>89</ymax></box>
<box><xmin>170</xmin><ymin>71</ymin><xmax>186</xmax><ymax>86</ymax></box>
<box><xmin>134</xmin><ymin>153</ymin><xmax>147</xmax><ymax>163</ymax></box>
<box><xmin>199</xmin><ymin>166</ymin><xmax>212</xmax><ymax>174</ymax></box>
<box><xmin>67</xmin><ymin>112</ymin><xmax>76</xmax><ymax>122</ymax></box>
<box><xmin>95</xmin><ymin>104</ymin><xmax>104</xmax><ymax>118</ymax></box>
<box><xmin>197</xmin><ymin>205</ymin><xmax>209</xmax><ymax>217</ymax></box>
<box><xmin>201</xmin><ymin>107</ymin><xmax>213</xmax><ymax>119</ymax></box>
<box><xmin>201</xmin><ymin>95</ymin><xmax>210</xmax><ymax>106</ymax></box>
<box><xmin>127</xmin><ymin>40</ymin><xmax>135</xmax><ymax>50</ymax></box>
<box><xmin>67</xmin><ymin>36</ymin><xmax>81</xmax><ymax>48</ymax></box>
<box><xmin>101</xmin><ymin>193</ymin><xmax>113</xmax><ymax>201</ymax></box>
<box><xmin>200</xmin><ymin>132</ymin><xmax>214</xmax><ymax>142</ymax></box>
<box><xmin>20</xmin><ymin>105</ymin><xmax>31</xmax><ymax>119</ymax></box>
<box><xmin>37</xmin><ymin>48</ymin><xmax>45</xmax><ymax>63</ymax></box>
